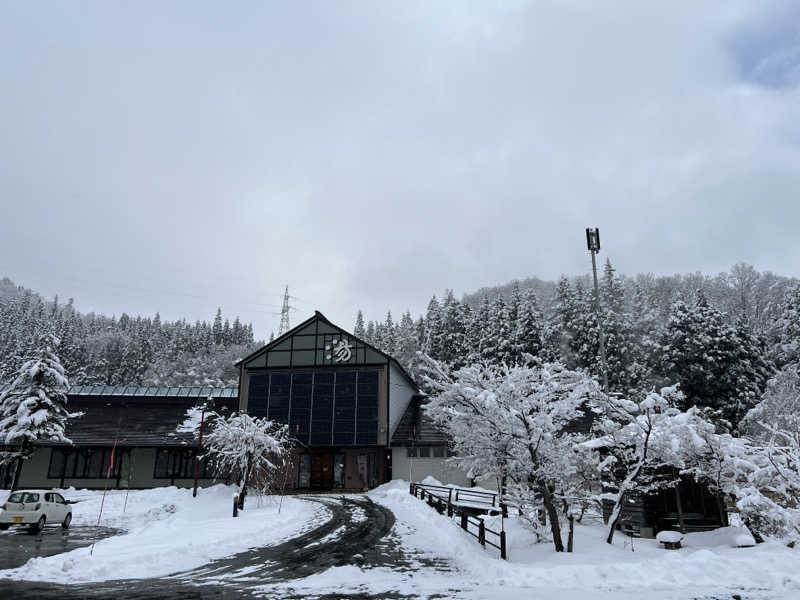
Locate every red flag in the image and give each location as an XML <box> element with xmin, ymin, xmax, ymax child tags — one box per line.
<box><xmin>106</xmin><ymin>439</ymin><xmax>118</xmax><ymax>478</ymax></box>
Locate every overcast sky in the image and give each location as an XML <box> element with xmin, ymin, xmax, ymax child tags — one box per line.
<box><xmin>1</xmin><ymin>1</ymin><xmax>799</xmax><ymax>338</ymax></box>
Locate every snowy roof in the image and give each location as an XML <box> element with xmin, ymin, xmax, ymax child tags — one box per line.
<box><xmin>0</xmin><ymin>385</ymin><xmax>239</xmax><ymax>447</ymax></box>
<box><xmin>390</xmin><ymin>396</ymin><xmax>598</xmax><ymax>448</ymax></box>
<box><xmin>390</xmin><ymin>396</ymin><xmax>449</xmax><ymax>447</ymax></box>
<box><xmin>61</xmin><ymin>393</ymin><xmax>239</xmax><ymax>447</ymax></box>
<box><xmin>0</xmin><ymin>384</ymin><xmax>238</xmax><ymax>398</ymax></box>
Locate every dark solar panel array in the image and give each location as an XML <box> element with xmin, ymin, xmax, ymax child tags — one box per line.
<box><xmin>247</xmin><ymin>370</ymin><xmax>380</xmax><ymax>446</ymax></box>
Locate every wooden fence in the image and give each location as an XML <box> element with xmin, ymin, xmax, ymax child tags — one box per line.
<box><xmin>410</xmin><ymin>481</ymin><xmax>507</xmax><ymax>560</ymax></box>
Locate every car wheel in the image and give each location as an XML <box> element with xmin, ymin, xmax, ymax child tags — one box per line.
<box><xmin>30</xmin><ymin>515</ymin><xmax>46</xmax><ymax>534</ymax></box>
<box><xmin>61</xmin><ymin>513</ymin><xmax>72</xmax><ymax>529</ymax></box>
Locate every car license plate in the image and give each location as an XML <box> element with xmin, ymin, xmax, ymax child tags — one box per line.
<box><xmin>12</xmin><ymin>517</ymin><xmax>23</xmax><ymax>523</ymax></box>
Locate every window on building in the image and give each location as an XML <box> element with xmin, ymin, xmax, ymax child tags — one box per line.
<box><xmin>256</xmin><ymin>369</ymin><xmax>381</xmax><ymax>447</ymax></box>
<box><xmin>418</xmin><ymin>447</ymin><xmax>431</xmax><ymax>458</ymax></box>
<box><xmin>355</xmin><ymin>371</ymin><xmax>379</xmax><ymax>445</ymax></box>
<box><xmin>268</xmin><ymin>373</ymin><xmax>291</xmax><ymax>425</ymax></box>
<box><xmin>333</xmin><ymin>371</ymin><xmax>356</xmax><ymax>445</ymax></box>
<box><xmin>48</xmin><ymin>447</ymin><xmax>124</xmax><ymax>479</ymax></box>
<box><xmin>153</xmin><ymin>449</ymin><xmax>214</xmax><ymax>479</ymax></box>
<box><xmin>290</xmin><ymin>373</ymin><xmax>312</xmax><ymax>445</ymax></box>
<box><xmin>247</xmin><ymin>374</ymin><xmax>267</xmax><ymax>418</ymax></box>
<box><xmin>406</xmin><ymin>447</ymin><xmax>417</xmax><ymax>458</ymax></box>
<box><xmin>432</xmin><ymin>446</ymin><xmax>446</xmax><ymax>458</ymax></box>
<box><xmin>310</xmin><ymin>373</ymin><xmax>334</xmax><ymax>445</ymax></box>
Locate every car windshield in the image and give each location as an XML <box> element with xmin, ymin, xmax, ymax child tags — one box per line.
<box><xmin>7</xmin><ymin>492</ymin><xmax>39</xmax><ymax>503</ymax></box>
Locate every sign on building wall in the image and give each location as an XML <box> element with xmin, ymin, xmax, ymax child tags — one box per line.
<box><xmin>325</xmin><ymin>338</ymin><xmax>352</xmax><ymax>362</ymax></box>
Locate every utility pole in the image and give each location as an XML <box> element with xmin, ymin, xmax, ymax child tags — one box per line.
<box><xmin>586</xmin><ymin>228</ymin><xmax>609</xmax><ymax>392</ymax></box>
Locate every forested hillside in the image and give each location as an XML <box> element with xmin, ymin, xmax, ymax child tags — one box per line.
<box><xmin>3</xmin><ymin>259</ymin><xmax>799</xmax><ymax>418</ymax></box>
<box><xmin>357</xmin><ymin>262</ymin><xmax>800</xmax><ymax>429</ymax></box>
<box><xmin>0</xmin><ymin>278</ymin><xmax>258</xmax><ymax>387</ymax></box>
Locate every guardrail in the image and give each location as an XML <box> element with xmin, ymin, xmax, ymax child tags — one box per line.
<box><xmin>409</xmin><ymin>481</ymin><xmax>507</xmax><ymax>512</ymax></box>
<box><xmin>410</xmin><ymin>482</ymin><xmax>507</xmax><ymax>560</ymax></box>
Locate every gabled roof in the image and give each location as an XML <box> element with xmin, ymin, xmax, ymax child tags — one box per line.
<box><xmin>234</xmin><ymin>311</ymin><xmax>330</xmax><ymax>366</ymax></box>
<box><xmin>236</xmin><ymin>310</ymin><xmax>419</xmax><ymax>390</ymax></box>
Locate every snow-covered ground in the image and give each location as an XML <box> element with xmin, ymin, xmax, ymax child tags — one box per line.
<box><xmin>1</xmin><ymin>482</ymin><xmax>798</xmax><ymax>599</ymax></box>
<box><xmin>266</xmin><ymin>480</ymin><xmax>800</xmax><ymax>600</ymax></box>
<box><xmin>0</xmin><ymin>485</ymin><xmax>320</xmax><ymax>583</ymax></box>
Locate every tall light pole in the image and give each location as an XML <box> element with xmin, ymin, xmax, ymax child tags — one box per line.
<box><xmin>586</xmin><ymin>228</ymin><xmax>609</xmax><ymax>392</ymax></box>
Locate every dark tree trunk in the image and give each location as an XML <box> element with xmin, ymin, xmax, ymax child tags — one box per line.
<box><xmin>567</xmin><ymin>514</ymin><xmax>575</xmax><ymax>552</ymax></box>
<box><xmin>541</xmin><ymin>482</ymin><xmax>564</xmax><ymax>552</ymax></box>
<box><xmin>10</xmin><ymin>441</ymin><xmax>26</xmax><ymax>492</ymax></box>
<box><xmin>239</xmin><ymin>457</ymin><xmax>252</xmax><ymax>510</ymax></box>
<box><xmin>674</xmin><ymin>484</ymin><xmax>686</xmax><ymax>534</ymax></box>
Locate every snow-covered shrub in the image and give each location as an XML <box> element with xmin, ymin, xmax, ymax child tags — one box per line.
<box><xmin>203</xmin><ymin>412</ymin><xmax>290</xmax><ymax>506</ymax></box>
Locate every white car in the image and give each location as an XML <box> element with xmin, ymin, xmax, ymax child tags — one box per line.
<box><xmin>0</xmin><ymin>491</ymin><xmax>72</xmax><ymax>532</ymax></box>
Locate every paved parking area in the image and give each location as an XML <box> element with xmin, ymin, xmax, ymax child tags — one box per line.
<box><xmin>0</xmin><ymin>526</ymin><xmax>121</xmax><ymax>570</ymax></box>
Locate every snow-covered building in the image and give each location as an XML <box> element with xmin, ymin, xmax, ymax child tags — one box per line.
<box><xmin>236</xmin><ymin>311</ymin><xmax>421</xmax><ymax>491</ymax></box>
<box><xmin>1</xmin><ymin>385</ymin><xmax>239</xmax><ymax>489</ymax></box>
<box><xmin>0</xmin><ymin>311</ymin><xmax>474</xmax><ymax>492</ymax></box>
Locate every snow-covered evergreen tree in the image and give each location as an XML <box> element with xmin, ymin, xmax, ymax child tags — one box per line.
<box><xmin>776</xmin><ymin>285</ymin><xmax>800</xmax><ymax>367</ymax></box>
<box><xmin>515</xmin><ymin>288</ymin><xmax>544</xmax><ymax>361</ymax></box>
<box><xmin>659</xmin><ymin>291</ymin><xmax>773</xmax><ymax>427</ymax></box>
<box><xmin>394</xmin><ymin>312</ymin><xmax>421</xmax><ymax>378</ymax></box>
<box><xmin>382</xmin><ymin>311</ymin><xmax>396</xmax><ymax>356</ymax></box>
<box><xmin>466</xmin><ymin>296</ymin><xmax>493</xmax><ymax>364</ymax></box>
<box><xmin>0</xmin><ymin>333</ymin><xmax>79</xmax><ymax>489</ymax></box>
<box><xmin>353</xmin><ymin>310</ymin><xmax>366</xmax><ymax>339</ymax></box>
<box><xmin>212</xmin><ymin>308</ymin><xmax>224</xmax><ymax>345</ymax></box>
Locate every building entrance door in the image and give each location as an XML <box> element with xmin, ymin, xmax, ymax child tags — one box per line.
<box><xmin>311</xmin><ymin>454</ymin><xmax>333</xmax><ymax>489</ymax></box>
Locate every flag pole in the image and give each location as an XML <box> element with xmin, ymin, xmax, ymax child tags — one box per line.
<box><xmin>91</xmin><ymin>437</ymin><xmax>117</xmax><ymax>556</ymax></box>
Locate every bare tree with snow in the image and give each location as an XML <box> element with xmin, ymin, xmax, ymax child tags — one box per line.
<box><xmin>584</xmin><ymin>386</ymin><xmax>721</xmax><ymax>544</ymax></box>
<box><xmin>0</xmin><ymin>332</ymin><xmax>79</xmax><ymax>490</ymax></box>
<box><xmin>422</xmin><ymin>355</ymin><xmax>597</xmax><ymax>552</ymax></box>
<box><xmin>202</xmin><ymin>412</ymin><xmax>291</xmax><ymax>508</ymax></box>
<box><xmin>734</xmin><ymin>366</ymin><xmax>800</xmax><ymax>539</ymax></box>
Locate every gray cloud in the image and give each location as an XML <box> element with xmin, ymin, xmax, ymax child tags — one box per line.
<box><xmin>1</xmin><ymin>1</ymin><xmax>798</xmax><ymax>336</ymax></box>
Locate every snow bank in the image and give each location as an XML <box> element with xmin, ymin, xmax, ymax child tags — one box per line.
<box><xmin>684</xmin><ymin>526</ymin><xmax>756</xmax><ymax>548</ymax></box>
<box><xmin>369</xmin><ymin>480</ymin><xmax>800</xmax><ymax>596</ymax></box>
<box><xmin>0</xmin><ymin>485</ymin><xmax>320</xmax><ymax>583</ymax></box>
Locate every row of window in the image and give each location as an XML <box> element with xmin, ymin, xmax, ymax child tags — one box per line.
<box><xmin>48</xmin><ymin>448</ymin><xmax>127</xmax><ymax>479</ymax></box>
<box><xmin>406</xmin><ymin>447</ymin><xmax>455</xmax><ymax>458</ymax></box>
<box><xmin>153</xmin><ymin>449</ymin><xmax>215</xmax><ymax>480</ymax></box>
<box><xmin>47</xmin><ymin>448</ymin><xmax>216</xmax><ymax>480</ymax></box>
